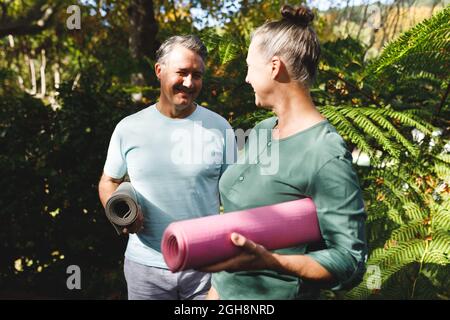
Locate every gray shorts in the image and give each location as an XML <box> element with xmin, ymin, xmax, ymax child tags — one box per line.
<box><xmin>124</xmin><ymin>258</ymin><xmax>211</xmax><ymax>300</ymax></box>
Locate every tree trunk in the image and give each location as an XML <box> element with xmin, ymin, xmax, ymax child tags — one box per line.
<box><xmin>356</xmin><ymin>2</ymin><xmax>369</xmax><ymax>41</ymax></box>
<box><xmin>391</xmin><ymin>0</ymin><xmax>401</xmax><ymax>39</ymax></box>
<box><xmin>128</xmin><ymin>0</ymin><xmax>159</xmax><ymax>97</ymax></box>
<box><xmin>25</xmin><ymin>54</ymin><xmax>37</xmax><ymax>95</ymax></box>
<box><xmin>8</xmin><ymin>34</ymin><xmax>14</xmax><ymax>47</ymax></box>
<box><xmin>379</xmin><ymin>0</ymin><xmax>396</xmax><ymax>48</ymax></box>
<box><xmin>128</xmin><ymin>0</ymin><xmax>158</xmax><ymax>61</ymax></box>
<box><xmin>429</xmin><ymin>0</ymin><xmax>440</xmax><ymax>17</ymax></box>
<box><xmin>344</xmin><ymin>0</ymin><xmax>355</xmax><ymax>36</ymax></box>
<box><xmin>53</xmin><ymin>63</ymin><xmax>60</xmax><ymax>90</ymax></box>
<box><xmin>38</xmin><ymin>49</ymin><xmax>46</xmax><ymax>98</ymax></box>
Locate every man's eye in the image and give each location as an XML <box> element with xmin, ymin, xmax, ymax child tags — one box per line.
<box><xmin>193</xmin><ymin>73</ymin><xmax>202</xmax><ymax>79</ymax></box>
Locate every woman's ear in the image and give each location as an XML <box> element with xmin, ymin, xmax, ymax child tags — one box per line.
<box><xmin>271</xmin><ymin>56</ymin><xmax>282</xmax><ymax>80</ymax></box>
<box><xmin>271</xmin><ymin>56</ymin><xmax>290</xmax><ymax>82</ymax></box>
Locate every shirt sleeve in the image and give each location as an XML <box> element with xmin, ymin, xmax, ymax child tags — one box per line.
<box><xmin>305</xmin><ymin>154</ymin><xmax>368</xmax><ymax>290</ymax></box>
<box><xmin>103</xmin><ymin>124</ymin><xmax>127</xmax><ymax>179</ymax></box>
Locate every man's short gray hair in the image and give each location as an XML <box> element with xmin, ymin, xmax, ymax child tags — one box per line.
<box><xmin>156</xmin><ymin>35</ymin><xmax>208</xmax><ymax>65</ymax></box>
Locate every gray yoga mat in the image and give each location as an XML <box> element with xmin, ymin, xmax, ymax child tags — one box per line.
<box><xmin>105</xmin><ymin>182</ymin><xmax>139</xmax><ymax>235</ymax></box>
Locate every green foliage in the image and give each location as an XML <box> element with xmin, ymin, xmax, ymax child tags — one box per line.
<box><xmin>347</xmin><ymin>187</ymin><xmax>449</xmax><ymax>299</ymax></box>
<box><xmin>346</xmin><ymin>133</ymin><xmax>449</xmax><ymax>299</ymax></box>
<box><xmin>0</xmin><ymin>63</ymin><xmax>142</xmax><ymax>298</ymax></box>
<box><xmin>345</xmin><ymin>8</ymin><xmax>449</xmax><ymax>299</ymax></box>
<box><xmin>319</xmin><ymin>105</ymin><xmax>434</xmax><ymax>160</ymax></box>
<box><xmin>201</xmin><ymin>29</ymin><xmax>246</xmax><ymax>66</ymax></box>
<box><xmin>197</xmin><ymin>29</ymin><xmax>258</xmax><ymax>127</ymax></box>
<box><xmin>1</xmin><ymin>1</ymin><xmax>449</xmax><ymax>300</ymax></box>
<box><xmin>366</xmin><ymin>6</ymin><xmax>450</xmax><ymax>80</ymax></box>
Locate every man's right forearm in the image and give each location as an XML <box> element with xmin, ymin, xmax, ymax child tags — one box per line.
<box><xmin>98</xmin><ymin>173</ymin><xmax>122</xmax><ymax>208</ymax></box>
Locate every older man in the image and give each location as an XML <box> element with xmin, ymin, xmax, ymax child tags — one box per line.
<box><xmin>98</xmin><ymin>35</ymin><xmax>235</xmax><ymax>300</ymax></box>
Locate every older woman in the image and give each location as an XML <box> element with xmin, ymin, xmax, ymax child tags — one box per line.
<box><xmin>201</xmin><ymin>5</ymin><xmax>368</xmax><ymax>300</ymax></box>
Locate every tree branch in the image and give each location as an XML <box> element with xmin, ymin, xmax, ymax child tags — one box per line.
<box><xmin>0</xmin><ymin>0</ymin><xmax>62</xmax><ymax>38</ymax></box>
<box><xmin>322</xmin><ymin>69</ymin><xmax>382</xmax><ymax>107</ymax></box>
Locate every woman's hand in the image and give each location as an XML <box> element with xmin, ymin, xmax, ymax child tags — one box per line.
<box><xmin>198</xmin><ymin>233</ymin><xmax>281</xmax><ymax>273</ymax></box>
<box><xmin>199</xmin><ymin>233</ymin><xmax>335</xmax><ymax>285</ymax></box>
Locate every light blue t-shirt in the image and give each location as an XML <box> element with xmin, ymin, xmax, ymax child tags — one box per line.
<box><xmin>103</xmin><ymin>104</ymin><xmax>235</xmax><ymax>268</ymax></box>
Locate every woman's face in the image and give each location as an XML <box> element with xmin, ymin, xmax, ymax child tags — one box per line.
<box><xmin>245</xmin><ymin>39</ymin><xmax>273</xmax><ymax>108</ymax></box>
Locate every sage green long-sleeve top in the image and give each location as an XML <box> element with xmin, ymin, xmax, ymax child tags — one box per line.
<box><xmin>212</xmin><ymin>118</ymin><xmax>368</xmax><ymax>300</ymax></box>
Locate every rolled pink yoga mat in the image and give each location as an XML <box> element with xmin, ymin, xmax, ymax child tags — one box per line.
<box><xmin>161</xmin><ymin>198</ymin><xmax>321</xmax><ymax>272</ymax></box>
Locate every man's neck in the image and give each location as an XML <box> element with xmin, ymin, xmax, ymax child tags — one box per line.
<box><xmin>156</xmin><ymin>101</ymin><xmax>197</xmax><ymax>119</ymax></box>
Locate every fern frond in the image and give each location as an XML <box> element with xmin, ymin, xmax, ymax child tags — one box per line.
<box><xmin>200</xmin><ymin>31</ymin><xmax>243</xmax><ymax>66</ymax></box>
<box><xmin>423</xmin><ymin>250</ymin><xmax>449</xmax><ymax>265</ymax></box>
<box><xmin>319</xmin><ymin>105</ymin><xmax>373</xmax><ymax>156</ymax></box>
<box><xmin>391</xmin><ymin>221</ymin><xmax>428</xmax><ymax>241</ymax></box>
<box><xmin>366</xmin><ymin>6</ymin><xmax>450</xmax><ymax>79</ymax></box>
<box><xmin>387</xmin><ymin>208</ymin><xmax>403</xmax><ymax>225</ymax></box>
<box><xmin>433</xmin><ymin>208</ymin><xmax>450</xmax><ymax>230</ymax></box>
<box><xmin>369</xmin><ymin>240</ymin><xmax>425</xmax><ymax>268</ymax></box>
<box><xmin>380</xmin><ymin>109</ymin><xmax>435</xmax><ymax>135</ymax></box>
<box><xmin>362</xmin><ymin>108</ymin><xmax>419</xmax><ymax>157</ymax></box>
<box><xmin>435</xmin><ymin>163</ymin><xmax>450</xmax><ymax>181</ymax></box>
<box><xmin>402</xmin><ymin>202</ymin><xmax>426</xmax><ymax>221</ymax></box>
<box><xmin>436</xmin><ymin>153</ymin><xmax>450</xmax><ymax>164</ymax></box>
<box><xmin>429</xmin><ymin>230</ymin><xmax>450</xmax><ymax>254</ymax></box>
<box><xmin>339</xmin><ymin>107</ymin><xmax>401</xmax><ymax>158</ymax></box>
<box><xmin>346</xmin><ymin>261</ymin><xmax>417</xmax><ymax>299</ymax></box>
<box><xmin>381</xmin><ymin>178</ymin><xmax>416</xmax><ymax>204</ymax></box>
<box><xmin>218</xmin><ymin>39</ymin><xmax>241</xmax><ymax>65</ymax></box>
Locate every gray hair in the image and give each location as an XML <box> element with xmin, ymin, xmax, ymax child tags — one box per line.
<box><xmin>251</xmin><ymin>5</ymin><xmax>321</xmax><ymax>86</ymax></box>
<box><xmin>156</xmin><ymin>35</ymin><xmax>208</xmax><ymax>65</ymax></box>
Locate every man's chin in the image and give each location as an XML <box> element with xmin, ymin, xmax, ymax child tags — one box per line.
<box><xmin>174</xmin><ymin>100</ymin><xmax>195</xmax><ymax>109</ymax></box>
<box><xmin>255</xmin><ymin>99</ymin><xmax>271</xmax><ymax>110</ymax></box>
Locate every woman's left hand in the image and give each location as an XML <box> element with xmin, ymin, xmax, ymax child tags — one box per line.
<box><xmin>198</xmin><ymin>233</ymin><xmax>280</xmax><ymax>273</ymax></box>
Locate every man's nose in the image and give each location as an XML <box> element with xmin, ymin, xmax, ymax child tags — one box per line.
<box><xmin>182</xmin><ymin>74</ymin><xmax>194</xmax><ymax>88</ymax></box>
<box><xmin>245</xmin><ymin>73</ymin><xmax>250</xmax><ymax>84</ymax></box>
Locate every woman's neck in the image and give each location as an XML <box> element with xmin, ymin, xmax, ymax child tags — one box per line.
<box><xmin>271</xmin><ymin>85</ymin><xmax>326</xmax><ymax>139</ymax></box>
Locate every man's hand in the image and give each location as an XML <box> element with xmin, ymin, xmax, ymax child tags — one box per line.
<box><xmin>205</xmin><ymin>286</ymin><xmax>220</xmax><ymax>300</ymax></box>
<box><xmin>198</xmin><ymin>233</ymin><xmax>281</xmax><ymax>273</ymax></box>
<box><xmin>122</xmin><ymin>205</ymin><xmax>144</xmax><ymax>235</ymax></box>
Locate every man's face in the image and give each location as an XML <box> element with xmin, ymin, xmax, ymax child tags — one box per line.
<box><xmin>155</xmin><ymin>45</ymin><xmax>204</xmax><ymax>110</ymax></box>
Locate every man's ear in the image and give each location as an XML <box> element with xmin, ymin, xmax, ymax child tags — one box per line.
<box><xmin>155</xmin><ymin>62</ymin><xmax>162</xmax><ymax>80</ymax></box>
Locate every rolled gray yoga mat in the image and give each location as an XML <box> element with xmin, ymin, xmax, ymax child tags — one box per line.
<box><xmin>105</xmin><ymin>182</ymin><xmax>139</xmax><ymax>235</ymax></box>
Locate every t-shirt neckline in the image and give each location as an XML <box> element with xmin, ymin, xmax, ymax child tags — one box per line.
<box><xmin>271</xmin><ymin>118</ymin><xmax>329</xmax><ymax>142</ymax></box>
<box><xmin>153</xmin><ymin>103</ymin><xmax>200</xmax><ymax>122</ymax></box>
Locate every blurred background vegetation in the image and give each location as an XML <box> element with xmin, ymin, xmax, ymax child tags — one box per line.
<box><xmin>0</xmin><ymin>0</ymin><xmax>449</xmax><ymax>299</ymax></box>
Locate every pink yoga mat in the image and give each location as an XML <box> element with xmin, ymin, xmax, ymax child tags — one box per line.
<box><xmin>161</xmin><ymin>198</ymin><xmax>321</xmax><ymax>272</ymax></box>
